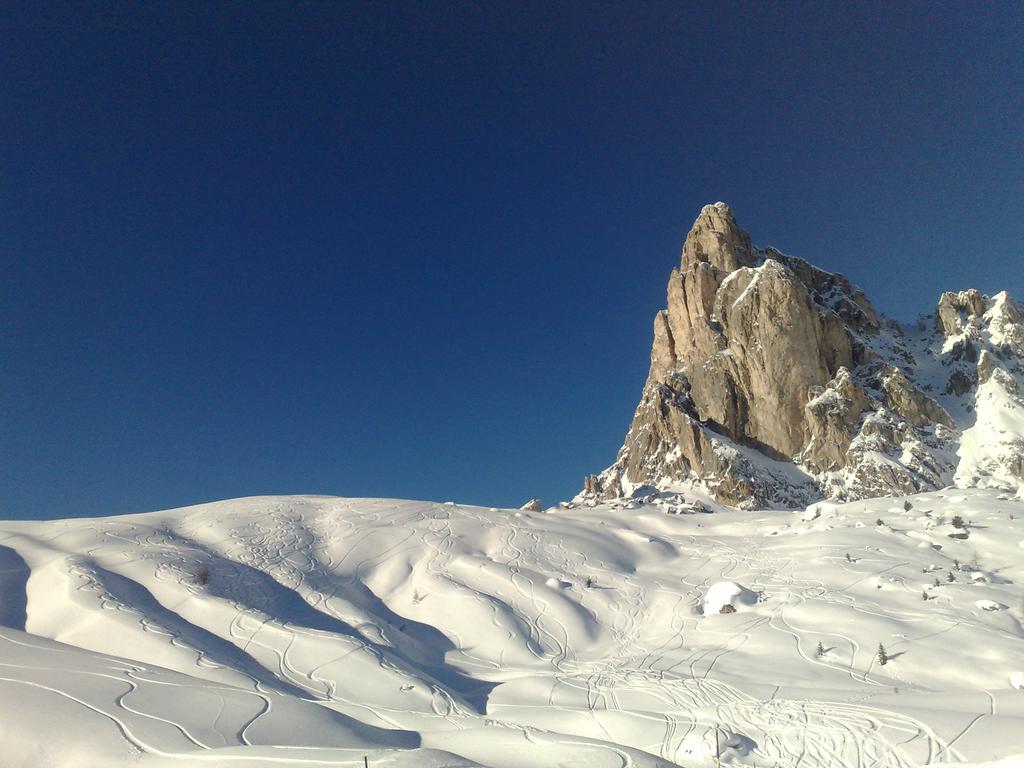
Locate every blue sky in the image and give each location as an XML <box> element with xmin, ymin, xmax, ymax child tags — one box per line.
<box><xmin>3</xmin><ymin>2</ymin><xmax>1023</xmax><ymax>519</ymax></box>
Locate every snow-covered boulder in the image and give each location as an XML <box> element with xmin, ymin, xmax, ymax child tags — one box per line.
<box><xmin>976</xmin><ymin>600</ymin><xmax>1007</xmax><ymax>611</ymax></box>
<box><xmin>704</xmin><ymin>581</ymin><xmax>758</xmax><ymax>615</ymax></box>
<box><xmin>718</xmin><ymin>729</ymin><xmax>756</xmax><ymax>759</ymax></box>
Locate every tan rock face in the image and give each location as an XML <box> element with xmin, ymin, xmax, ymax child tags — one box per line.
<box><xmin>937</xmin><ymin>289</ymin><xmax>987</xmax><ymax>336</ymax></box>
<box><xmin>585</xmin><ymin>203</ymin><xmax>871</xmax><ymax>506</ymax></box>
<box><xmin>802</xmin><ymin>367</ymin><xmax>869</xmax><ymax>473</ymax></box>
<box><xmin>878</xmin><ymin>366</ymin><xmax>954</xmax><ymax>429</ymax></box>
<box><xmin>650</xmin><ymin>205</ymin><xmax>866</xmax><ymax>470</ymax></box>
<box><xmin>581</xmin><ymin>202</ymin><xmax>1020</xmax><ymax>508</ymax></box>
<box><xmin>650</xmin><ymin>205</ymin><xmax>864</xmax><ymax>466</ymax></box>
<box><xmin>681</xmin><ymin>202</ymin><xmax>755</xmax><ymax>273</ymax></box>
<box><xmin>712</xmin><ymin>260</ymin><xmax>853</xmax><ymax>457</ymax></box>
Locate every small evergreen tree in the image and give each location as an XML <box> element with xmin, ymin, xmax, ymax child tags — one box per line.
<box><xmin>845</xmin><ymin>552</ymin><xmax>852</xmax><ymax>563</ymax></box>
<box><xmin>947</xmin><ymin>571</ymin><xmax>956</xmax><ymax>583</ymax></box>
<box><xmin>585</xmin><ymin>576</ymin><xmax>593</xmax><ymax>588</ymax></box>
<box><xmin>815</xmin><ymin>642</ymin><xmax>825</xmax><ymax>658</ymax></box>
<box><xmin>922</xmin><ymin>590</ymin><xmax>929</xmax><ymax>601</ymax></box>
<box><xmin>904</xmin><ymin>500</ymin><xmax>913</xmax><ymax>511</ymax></box>
<box><xmin>933</xmin><ymin>577</ymin><xmax>941</xmax><ymax>588</ymax></box>
<box><xmin>951</xmin><ymin>515</ymin><xmax>965</xmax><ymax>529</ymax></box>
<box><xmin>877</xmin><ymin>643</ymin><xmax>888</xmax><ymax>666</ymax></box>
<box><xmin>876</xmin><ymin>518</ymin><xmax>885</xmax><ymax>527</ymax></box>
<box><xmin>954</xmin><ymin>559</ymin><xmax>961</xmax><ymax>571</ymax></box>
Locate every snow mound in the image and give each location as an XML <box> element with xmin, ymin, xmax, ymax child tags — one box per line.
<box><xmin>975</xmin><ymin>599</ymin><xmax>1007</xmax><ymax>611</ymax></box>
<box><xmin>718</xmin><ymin>729</ymin><xmax>757</xmax><ymax>759</ymax></box>
<box><xmin>703</xmin><ymin>580</ymin><xmax>758</xmax><ymax>615</ymax></box>
<box><xmin>676</xmin><ymin>726</ymin><xmax>756</xmax><ymax>764</ymax></box>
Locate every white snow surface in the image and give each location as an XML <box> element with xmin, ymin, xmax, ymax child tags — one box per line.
<box><xmin>956</xmin><ymin>370</ymin><xmax>1024</xmax><ymax>492</ymax></box>
<box><xmin>2</xmin><ymin>489</ymin><xmax>1024</xmax><ymax>767</ymax></box>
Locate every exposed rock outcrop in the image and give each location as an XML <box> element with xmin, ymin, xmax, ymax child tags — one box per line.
<box><xmin>580</xmin><ymin>203</ymin><xmax>1024</xmax><ymax>508</ymax></box>
<box><xmin>937</xmin><ymin>290</ymin><xmax>988</xmax><ymax>336</ymax></box>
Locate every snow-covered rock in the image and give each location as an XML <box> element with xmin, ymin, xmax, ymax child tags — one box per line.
<box><xmin>975</xmin><ymin>599</ymin><xmax>1007</xmax><ymax>611</ymax></box>
<box><xmin>703</xmin><ymin>580</ymin><xmax>758</xmax><ymax>615</ymax></box>
<box><xmin>581</xmin><ymin>203</ymin><xmax>1024</xmax><ymax>508</ymax></box>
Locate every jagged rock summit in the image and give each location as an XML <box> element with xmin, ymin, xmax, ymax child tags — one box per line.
<box><xmin>582</xmin><ymin>202</ymin><xmax>1024</xmax><ymax>508</ymax></box>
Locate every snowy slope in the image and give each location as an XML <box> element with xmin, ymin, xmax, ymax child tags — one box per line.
<box><xmin>2</xmin><ymin>491</ymin><xmax>1024</xmax><ymax>767</ymax></box>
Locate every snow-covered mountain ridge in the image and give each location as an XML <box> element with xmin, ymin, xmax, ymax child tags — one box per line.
<box><xmin>582</xmin><ymin>203</ymin><xmax>1024</xmax><ymax>508</ymax></box>
<box><xmin>2</xmin><ymin>491</ymin><xmax>1023</xmax><ymax>767</ymax></box>
<box><xmin>2</xmin><ymin>205</ymin><xmax>1022</xmax><ymax>768</ymax></box>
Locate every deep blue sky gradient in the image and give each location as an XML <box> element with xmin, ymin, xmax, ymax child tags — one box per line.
<box><xmin>3</xmin><ymin>2</ymin><xmax>1023</xmax><ymax>519</ymax></box>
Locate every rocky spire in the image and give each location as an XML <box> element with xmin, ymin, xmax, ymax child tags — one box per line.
<box><xmin>580</xmin><ymin>203</ymin><xmax>1024</xmax><ymax>508</ymax></box>
<box><xmin>680</xmin><ymin>202</ymin><xmax>755</xmax><ymax>273</ymax></box>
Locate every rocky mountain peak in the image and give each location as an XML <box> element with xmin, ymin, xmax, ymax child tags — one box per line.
<box><xmin>937</xmin><ymin>289</ymin><xmax>989</xmax><ymax>336</ymax></box>
<box><xmin>681</xmin><ymin>202</ymin><xmax>755</xmax><ymax>273</ymax></box>
<box><xmin>581</xmin><ymin>204</ymin><xmax>1024</xmax><ymax>508</ymax></box>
